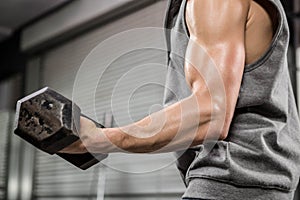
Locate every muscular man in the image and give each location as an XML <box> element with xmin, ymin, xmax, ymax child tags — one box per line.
<box><xmin>62</xmin><ymin>0</ymin><xmax>300</xmax><ymax>199</ymax></box>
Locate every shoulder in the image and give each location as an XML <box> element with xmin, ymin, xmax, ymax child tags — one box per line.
<box><xmin>186</xmin><ymin>0</ymin><xmax>251</xmax><ymax>13</ymax></box>
<box><xmin>185</xmin><ymin>0</ymin><xmax>251</xmax><ymax>42</ymax></box>
<box><xmin>185</xmin><ymin>0</ymin><xmax>251</xmax><ymax>25</ymax></box>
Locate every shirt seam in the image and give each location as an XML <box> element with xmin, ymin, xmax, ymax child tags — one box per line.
<box><xmin>186</xmin><ymin>175</ymin><xmax>293</xmax><ymax>192</ymax></box>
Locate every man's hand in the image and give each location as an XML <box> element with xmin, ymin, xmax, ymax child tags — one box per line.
<box><xmin>60</xmin><ymin>117</ymin><xmax>106</xmax><ymax>154</ymax></box>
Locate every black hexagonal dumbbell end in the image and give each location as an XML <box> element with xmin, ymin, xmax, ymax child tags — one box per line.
<box><xmin>14</xmin><ymin>87</ymin><xmax>108</xmax><ymax>170</ymax></box>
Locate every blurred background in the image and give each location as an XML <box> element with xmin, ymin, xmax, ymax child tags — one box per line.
<box><xmin>0</xmin><ymin>0</ymin><xmax>299</xmax><ymax>199</ymax></box>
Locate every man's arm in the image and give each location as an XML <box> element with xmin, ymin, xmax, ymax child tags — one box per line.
<box><xmin>62</xmin><ymin>0</ymin><xmax>250</xmax><ymax>154</ymax></box>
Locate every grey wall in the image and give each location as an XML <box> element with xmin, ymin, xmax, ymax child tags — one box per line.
<box><xmin>21</xmin><ymin>0</ymin><xmax>135</xmax><ymax>51</ymax></box>
<box><xmin>21</xmin><ymin>0</ymin><xmax>186</xmax><ymax>199</ymax></box>
<box><xmin>0</xmin><ymin>74</ymin><xmax>22</xmax><ymax>111</ymax></box>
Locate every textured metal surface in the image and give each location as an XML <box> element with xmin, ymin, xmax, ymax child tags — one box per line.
<box><xmin>14</xmin><ymin>87</ymin><xmax>80</xmax><ymax>154</ymax></box>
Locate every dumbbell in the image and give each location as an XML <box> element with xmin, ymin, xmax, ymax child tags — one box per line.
<box><xmin>14</xmin><ymin>87</ymin><xmax>108</xmax><ymax>170</ymax></box>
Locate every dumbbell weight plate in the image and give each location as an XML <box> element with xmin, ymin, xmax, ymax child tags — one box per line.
<box><xmin>14</xmin><ymin>87</ymin><xmax>108</xmax><ymax>170</ymax></box>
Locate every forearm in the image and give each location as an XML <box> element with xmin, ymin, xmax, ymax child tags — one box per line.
<box><xmin>101</xmin><ymin>92</ymin><xmax>224</xmax><ymax>153</ymax></box>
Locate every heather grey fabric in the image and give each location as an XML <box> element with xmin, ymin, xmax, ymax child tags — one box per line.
<box><xmin>163</xmin><ymin>0</ymin><xmax>300</xmax><ymax>199</ymax></box>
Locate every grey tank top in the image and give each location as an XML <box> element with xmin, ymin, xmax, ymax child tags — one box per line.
<box><xmin>163</xmin><ymin>0</ymin><xmax>300</xmax><ymax>199</ymax></box>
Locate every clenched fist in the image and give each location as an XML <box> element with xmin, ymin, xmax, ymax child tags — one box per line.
<box><xmin>60</xmin><ymin>116</ymin><xmax>116</xmax><ymax>154</ymax></box>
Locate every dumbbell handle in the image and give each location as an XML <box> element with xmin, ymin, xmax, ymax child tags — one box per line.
<box><xmin>81</xmin><ymin>114</ymin><xmax>105</xmax><ymax>128</ymax></box>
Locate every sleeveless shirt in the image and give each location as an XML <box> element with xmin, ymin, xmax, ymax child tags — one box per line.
<box><xmin>163</xmin><ymin>0</ymin><xmax>300</xmax><ymax>199</ymax></box>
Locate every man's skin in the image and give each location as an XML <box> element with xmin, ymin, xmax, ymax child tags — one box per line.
<box><xmin>61</xmin><ymin>0</ymin><xmax>277</xmax><ymax>154</ymax></box>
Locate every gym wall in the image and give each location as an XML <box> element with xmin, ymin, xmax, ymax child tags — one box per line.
<box><xmin>0</xmin><ymin>73</ymin><xmax>24</xmax><ymax>200</ymax></box>
<box><xmin>0</xmin><ymin>112</ymin><xmax>10</xmax><ymax>200</ymax></box>
<box><xmin>22</xmin><ymin>0</ymin><xmax>185</xmax><ymax>199</ymax></box>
